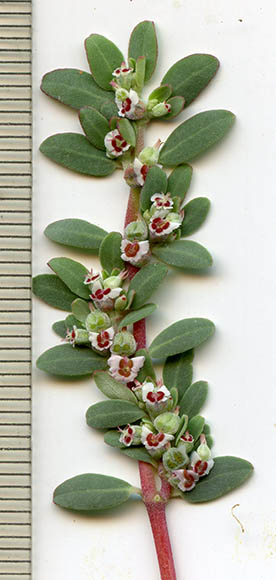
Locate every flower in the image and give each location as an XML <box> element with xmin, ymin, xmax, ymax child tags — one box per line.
<box><xmin>133</xmin><ymin>158</ymin><xmax>149</xmax><ymax>186</ymax></box>
<box><xmin>115</xmin><ymin>88</ymin><xmax>144</xmax><ymax>120</ymax></box>
<box><xmin>89</xmin><ymin>327</ymin><xmax>114</xmax><ymax>352</ymax></box>
<box><xmin>65</xmin><ymin>326</ymin><xmax>89</xmax><ymax>347</ymax></box>
<box><xmin>119</xmin><ymin>424</ymin><xmax>142</xmax><ymax>447</ymax></box>
<box><xmin>170</xmin><ymin>469</ymin><xmax>199</xmax><ymax>492</ymax></box>
<box><xmin>141</xmin><ymin>425</ymin><xmax>174</xmax><ymax>451</ymax></box>
<box><xmin>90</xmin><ymin>278</ymin><xmax>122</xmax><ymax>311</ymax></box>
<box><xmin>150</xmin><ymin>193</ymin><xmax>174</xmax><ymax>213</ymax></box>
<box><xmin>104</xmin><ymin>129</ymin><xmax>131</xmax><ymax>158</ymax></box>
<box><xmin>113</xmin><ymin>62</ymin><xmax>133</xmax><ymax>78</ymax></box>
<box><xmin>190</xmin><ymin>451</ymin><xmax>214</xmax><ymax>477</ymax></box>
<box><xmin>121</xmin><ymin>239</ymin><xmax>150</xmax><ymax>266</ymax></box>
<box><xmin>107</xmin><ymin>354</ymin><xmax>145</xmax><ymax>383</ymax></box>
<box><xmin>85</xmin><ymin>311</ymin><xmax>111</xmax><ymax>333</ymax></box>
<box><xmin>149</xmin><ymin>215</ymin><xmax>181</xmax><ymax>239</ymax></box>
<box><xmin>141</xmin><ymin>381</ymin><xmax>171</xmax><ymax>408</ymax></box>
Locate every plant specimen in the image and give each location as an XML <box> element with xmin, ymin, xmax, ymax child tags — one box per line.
<box><xmin>33</xmin><ymin>21</ymin><xmax>253</xmax><ymax>580</ymax></box>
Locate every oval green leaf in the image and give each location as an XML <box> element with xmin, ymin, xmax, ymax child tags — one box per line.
<box><xmin>104</xmin><ymin>430</ymin><xmax>125</xmax><ymax>448</ymax></box>
<box><xmin>32</xmin><ymin>274</ymin><xmax>78</xmax><ymax>311</ymax></box>
<box><xmin>85</xmin><ymin>34</ymin><xmax>124</xmax><ymax>91</ymax></box>
<box><xmin>44</xmin><ymin>219</ymin><xmax>107</xmax><ymax>253</ymax></box>
<box><xmin>163</xmin><ymin>350</ymin><xmax>194</xmax><ymax>398</ymax></box>
<box><xmin>99</xmin><ymin>231</ymin><xmax>124</xmax><ymax>273</ymax></box>
<box><xmin>121</xmin><ymin>447</ymin><xmax>156</xmax><ymax>466</ymax></box>
<box><xmin>37</xmin><ymin>344</ymin><xmax>107</xmax><ymax>377</ymax></box>
<box><xmin>140</xmin><ymin>166</ymin><xmax>168</xmax><ymax>212</ymax></box>
<box><xmin>149</xmin><ymin>318</ymin><xmax>215</xmax><ymax>360</ymax></box>
<box><xmin>71</xmin><ymin>298</ymin><xmax>90</xmax><ymax>323</ymax></box>
<box><xmin>52</xmin><ymin>314</ymin><xmax>81</xmax><ymax>338</ymax></box>
<box><xmin>162</xmin><ymin>54</ymin><xmax>219</xmax><ymax>107</ymax></box>
<box><xmin>159</xmin><ymin>110</ymin><xmax>235</xmax><ymax>166</ymax></box>
<box><xmin>100</xmin><ymin>100</ymin><xmax>118</xmax><ymax>120</ymax></box>
<box><xmin>79</xmin><ymin>106</ymin><xmax>109</xmax><ymax>150</ymax></box>
<box><xmin>128</xmin><ymin>21</ymin><xmax>158</xmax><ymax>82</ymax></box>
<box><xmin>188</xmin><ymin>415</ymin><xmax>205</xmax><ymax>440</ymax></box>
<box><xmin>179</xmin><ymin>381</ymin><xmax>208</xmax><ymax>418</ymax></box>
<box><xmin>181</xmin><ymin>197</ymin><xmax>211</xmax><ymax>237</ymax></box>
<box><xmin>94</xmin><ymin>371</ymin><xmax>137</xmax><ymax>403</ymax></box>
<box><xmin>41</xmin><ymin>68</ymin><xmax>115</xmax><ymax>110</ymax></box>
<box><xmin>48</xmin><ymin>257</ymin><xmax>90</xmax><ymax>300</ymax></box>
<box><xmin>118</xmin><ymin>303</ymin><xmax>157</xmax><ymax>330</ymax></box>
<box><xmin>128</xmin><ymin>262</ymin><xmax>168</xmax><ymax>309</ymax></box>
<box><xmin>149</xmin><ymin>84</ymin><xmax>172</xmax><ymax>102</ymax></box>
<box><xmin>54</xmin><ymin>473</ymin><xmax>134</xmax><ymax>511</ymax></box>
<box><xmin>184</xmin><ymin>456</ymin><xmax>254</xmax><ymax>503</ymax></box>
<box><xmin>86</xmin><ymin>400</ymin><xmax>145</xmax><ymax>429</ymax></box>
<box><xmin>40</xmin><ymin>133</ymin><xmax>116</xmax><ymax>176</ymax></box>
<box><xmin>117</xmin><ymin>118</ymin><xmax>136</xmax><ymax>147</ymax></box>
<box><xmin>152</xmin><ymin>240</ymin><xmax>212</xmax><ymax>271</ymax></box>
<box><xmin>167</xmin><ymin>164</ymin><xmax>193</xmax><ymax>200</ymax></box>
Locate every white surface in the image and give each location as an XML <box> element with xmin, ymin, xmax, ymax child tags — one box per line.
<box><xmin>33</xmin><ymin>1</ymin><xmax>276</xmax><ymax>579</ymax></box>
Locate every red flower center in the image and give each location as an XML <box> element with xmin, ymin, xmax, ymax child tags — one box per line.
<box><xmin>118</xmin><ymin>357</ymin><xmax>133</xmax><ymax>378</ymax></box>
<box><xmin>193</xmin><ymin>460</ymin><xmax>208</xmax><ymax>476</ymax></box>
<box><xmin>111</xmin><ymin>133</ymin><xmax>128</xmax><ymax>153</ymax></box>
<box><xmin>146</xmin><ymin>432</ymin><xmax>165</xmax><ymax>447</ymax></box>
<box><xmin>92</xmin><ymin>287</ymin><xmax>111</xmax><ymax>301</ymax></box>
<box><xmin>97</xmin><ymin>331</ymin><xmax>111</xmax><ymax>349</ymax></box>
<box><xmin>121</xmin><ymin>98</ymin><xmax>132</xmax><ymax>114</ymax></box>
<box><xmin>146</xmin><ymin>391</ymin><xmax>165</xmax><ymax>403</ymax></box>
<box><xmin>125</xmin><ymin>241</ymin><xmax>140</xmax><ymax>258</ymax></box>
<box><xmin>140</xmin><ymin>164</ymin><xmax>149</xmax><ymax>181</ymax></box>
<box><xmin>183</xmin><ymin>469</ymin><xmax>196</xmax><ymax>489</ymax></box>
<box><xmin>151</xmin><ymin>217</ymin><xmax>170</xmax><ymax>234</ymax></box>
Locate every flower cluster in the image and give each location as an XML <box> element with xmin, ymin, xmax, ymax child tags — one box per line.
<box><xmin>120</xmin><ymin>192</ymin><xmax>185</xmax><ymax>266</ymax></box>
<box><xmin>65</xmin><ymin>268</ymin><xmax>145</xmax><ymax>383</ymax></box>
<box><xmin>117</xmin><ymin>378</ymin><xmax>214</xmax><ymax>493</ymax></box>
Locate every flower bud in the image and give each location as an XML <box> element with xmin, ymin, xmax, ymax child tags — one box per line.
<box><xmin>147</xmin><ymin>98</ymin><xmax>159</xmax><ymax>111</ymax></box>
<box><xmin>163</xmin><ymin>446</ymin><xmax>188</xmax><ymax>471</ymax></box>
<box><xmin>112</xmin><ymin>330</ymin><xmax>137</xmax><ymax>356</ymax></box>
<box><xmin>167</xmin><ymin>212</ymin><xmax>183</xmax><ymax>225</ymax></box>
<box><xmin>124</xmin><ymin>220</ymin><xmax>148</xmax><ymax>241</ymax></box>
<box><xmin>153</xmin><ymin>412</ymin><xmax>181</xmax><ymax>434</ymax></box>
<box><xmin>85</xmin><ymin>311</ymin><xmax>111</xmax><ymax>333</ymax></box>
<box><xmin>197</xmin><ymin>442</ymin><xmax>211</xmax><ymax>461</ymax></box>
<box><xmin>114</xmin><ymin>295</ymin><xmax>128</xmax><ymax>311</ymax></box>
<box><xmin>103</xmin><ymin>275</ymin><xmax>122</xmax><ymax>290</ymax></box>
<box><xmin>74</xmin><ymin>328</ymin><xmax>90</xmax><ymax>344</ymax></box>
<box><xmin>139</xmin><ymin>146</ymin><xmax>159</xmax><ymax>167</ymax></box>
<box><xmin>152</xmin><ymin>102</ymin><xmax>171</xmax><ymax>117</ymax></box>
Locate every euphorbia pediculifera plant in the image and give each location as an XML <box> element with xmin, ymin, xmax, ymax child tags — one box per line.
<box><xmin>33</xmin><ymin>21</ymin><xmax>253</xmax><ymax>580</ymax></box>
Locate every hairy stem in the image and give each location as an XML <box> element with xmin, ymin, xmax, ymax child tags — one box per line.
<box><xmin>124</xmin><ymin>129</ymin><xmax>177</xmax><ymax>578</ymax></box>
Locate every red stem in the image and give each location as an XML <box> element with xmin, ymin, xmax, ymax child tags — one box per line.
<box><xmin>124</xmin><ymin>179</ymin><xmax>177</xmax><ymax>580</ymax></box>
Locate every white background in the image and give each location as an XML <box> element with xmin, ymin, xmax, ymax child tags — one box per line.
<box><xmin>33</xmin><ymin>1</ymin><xmax>276</xmax><ymax>578</ymax></box>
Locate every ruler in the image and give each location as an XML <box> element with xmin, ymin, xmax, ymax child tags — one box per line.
<box><xmin>0</xmin><ymin>1</ymin><xmax>32</xmax><ymax>578</ymax></box>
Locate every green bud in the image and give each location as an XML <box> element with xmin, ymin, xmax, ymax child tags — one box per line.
<box><xmin>147</xmin><ymin>98</ymin><xmax>159</xmax><ymax>111</ymax></box>
<box><xmin>116</xmin><ymin>87</ymin><xmax>129</xmax><ymax>101</ymax></box>
<box><xmin>132</xmin><ymin>425</ymin><xmax>143</xmax><ymax>445</ymax></box>
<box><xmin>178</xmin><ymin>439</ymin><xmax>194</xmax><ymax>454</ymax></box>
<box><xmin>154</xmin><ymin>412</ymin><xmax>181</xmax><ymax>434</ymax></box>
<box><xmin>167</xmin><ymin>212</ymin><xmax>182</xmax><ymax>225</ymax></box>
<box><xmin>143</xmin><ymin>209</ymin><xmax>151</xmax><ymax>224</ymax></box>
<box><xmin>139</xmin><ymin>146</ymin><xmax>159</xmax><ymax>166</ymax></box>
<box><xmin>74</xmin><ymin>328</ymin><xmax>90</xmax><ymax>345</ymax></box>
<box><xmin>152</xmin><ymin>102</ymin><xmax>170</xmax><ymax>117</ymax></box>
<box><xmin>103</xmin><ymin>275</ymin><xmax>122</xmax><ymax>290</ymax></box>
<box><xmin>124</xmin><ymin>219</ymin><xmax>148</xmax><ymax>241</ymax></box>
<box><xmin>197</xmin><ymin>442</ymin><xmax>211</xmax><ymax>461</ymax></box>
<box><xmin>112</xmin><ymin>330</ymin><xmax>137</xmax><ymax>356</ymax></box>
<box><xmin>114</xmin><ymin>295</ymin><xmax>127</xmax><ymax>311</ymax></box>
<box><xmin>85</xmin><ymin>311</ymin><xmax>111</xmax><ymax>333</ymax></box>
<box><xmin>163</xmin><ymin>447</ymin><xmax>188</xmax><ymax>471</ymax></box>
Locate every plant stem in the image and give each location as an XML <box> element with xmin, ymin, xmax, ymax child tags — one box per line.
<box><xmin>124</xmin><ymin>130</ymin><xmax>177</xmax><ymax>577</ymax></box>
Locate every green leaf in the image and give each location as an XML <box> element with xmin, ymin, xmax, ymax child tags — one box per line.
<box><xmin>54</xmin><ymin>473</ymin><xmax>134</xmax><ymax>511</ymax></box>
<box><xmin>118</xmin><ymin>303</ymin><xmax>157</xmax><ymax>329</ymax></box>
<box><xmin>79</xmin><ymin>106</ymin><xmax>109</xmax><ymax>150</ymax></box>
<box><xmin>41</xmin><ymin>68</ymin><xmax>115</xmax><ymax>110</ymax></box>
<box><xmin>32</xmin><ymin>274</ymin><xmax>78</xmax><ymax>311</ymax></box>
<box><xmin>149</xmin><ymin>318</ymin><xmax>215</xmax><ymax>360</ymax></box>
<box><xmin>85</xmin><ymin>34</ymin><xmax>124</xmax><ymax>91</ymax></box>
<box><xmin>117</xmin><ymin>118</ymin><xmax>136</xmax><ymax>147</ymax></box>
<box><xmin>181</xmin><ymin>198</ymin><xmax>211</xmax><ymax>237</ymax></box>
<box><xmin>163</xmin><ymin>350</ymin><xmax>194</xmax><ymax>398</ymax></box>
<box><xmin>162</xmin><ymin>96</ymin><xmax>185</xmax><ymax>121</ymax></box>
<box><xmin>128</xmin><ymin>262</ymin><xmax>168</xmax><ymax>309</ymax></box>
<box><xmin>121</xmin><ymin>447</ymin><xmax>156</xmax><ymax>466</ymax></box>
<box><xmin>100</xmin><ymin>100</ymin><xmax>118</xmax><ymax>120</ymax></box>
<box><xmin>167</xmin><ymin>164</ymin><xmax>192</xmax><ymax>200</ymax></box>
<box><xmin>94</xmin><ymin>371</ymin><xmax>137</xmax><ymax>403</ymax></box>
<box><xmin>140</xmin><ymin>166</ymin><xmax>167</xmax><ymax>212</ymax></box>
<box><xmin>52</xmin><ymin>314</ymin><xmax>81</xmax><ymax>338</ymax></box>
<box><xmin>48</xmin><ymin>257</ymin><xmax>90</xmax><ymax>300</ymax></box>
<box><xmin>184</xmin><ymin>457</ymin><xmax>254</xmax><ymax>503</ymax></box>
<box><xmin>40</xmin><ymin>133</ymin><xmax>116</xmax><ymax>177</ymax></box>
<box><xmin>179</xmin><ymin>381</ymin><xmax>208</xmax><ymax>418</ymax></box>
<box><xmin>188</xmin><ymin>415</ymin><xmax>205</xmax><ymax>440</ymax></box>
<box><xmin>152</xmin><ymin>240</ymin><xmax>212</xmax><ymax>271</ymax></box>
<box><xmin>44</xmin><ymin>219</ymin><xmax>107</xmax><ymax>253</ymax></box>
<box><xmin>128</xmin><ymin>21</ymin><xmax>158</xmax><ymax>82</ymax></box>
<box><xmin>71</xmin><ymin>298</ymin><xmax>90</xmax><ymax>323</ymax></box>
<box><xmin>159</xmin><ymin>110</ymin><xmax>235</xmax><ymax>166</ymax></box>
<box><xmin>104</xmin><ymin>430</ymin><xmax>125</xmax><ymax>448</ymax></box>
<box><xmin>99</xmin><ymin>231</ymin><xmax>124</xmax><ymax>273</ymax></box>
<box><xmin>162</xmin><ymin>54</ymin><xmax>219</xmax><ymax>107</ymax></box>
<box><xmin>37</xmin><ymin>344</ymin><xmax>107</xmax><ymax>377</ymax></box>
<box><xmin>149</xmin><ymin>84</ymin><xmax>172</xmax><ymax>102</ymax></box>
<box><xmin>136</xmin><ymin>348</ymin><xmax>156</xmax><ymax>382</ymax></box>
<box><xmin>86</xmin><ymin>400</ymin><xmax>145</xmax><ymax>429</ymax></box>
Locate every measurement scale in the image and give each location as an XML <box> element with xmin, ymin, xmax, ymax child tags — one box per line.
<box><xmin>0</xmin><ymin>1</ymin><xmax>32</xmax><ymax>578</ymax></box>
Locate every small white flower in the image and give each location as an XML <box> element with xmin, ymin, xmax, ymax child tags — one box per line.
<box><xmin>115</xmin><ymin>88</ymin><xmax>139</xmax><ymax>119</ymax></box>
<box><xmin>149</xmin><ymin>216</ymin><xmax>181</xmax><ymax>238</ymax></box>
<box><xmin>151</xmin><ymin>193</ymin><xmax>174</xmax><ymax>213</ymax></box>
<box><xmin>141</xmin><ymin>426</ymin><xmax>174</xmax><ymax>451</ymax></box>
<box><xmin>190</xmin><ymin>451</ymin><xmax>214</xmax><ymax>477</ymax></box>
<box><xmin>112</xmin><ymin>62</ymin><xmax>133</xmax><ymax>78</ymax></box>
<box><xmin>133</xmin><ymin>158</ymin><xmax>149</xmax><ymax>186</ymax></box>
<box><xmin>83</xmin><ymin>269</ymin><xmax>101</xmax><ymax>286</ymax></box>
<box><xmin>107</xmin><ymin>354</ymin><xmax>145</xmax><ymax>383</ymax></box>
<box><xmin>89</xmin><ymin>327</ymin><xmax>114</xmax><ymax>352</ymax></box>
<box><xmin>119</xmin><ymin>424</ymin><xmax>142</xmax><ymax>447</ymax></box>
<box><xmin>90</xmin><ymin>279</ymin><xmax>122</xmax><ymax>311</ymax></box>
<box><xmin>121</xmin><ymin>239</ymin><xmax>150</xmax><ymax>266</ymax></box>
<box><xmin>141</xmin><ymin>382</ymin><xmax>171</xmax><ymax>407</ymax></box>
<box><xmin>104</xmin><ymin>129</ymin><xmax>131</xmax><ymax>159</ymax></box>
<box><xmin>170</xmin><ymin>469</ymin><xmax>199</xmax><ymax>492</ymax></box>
